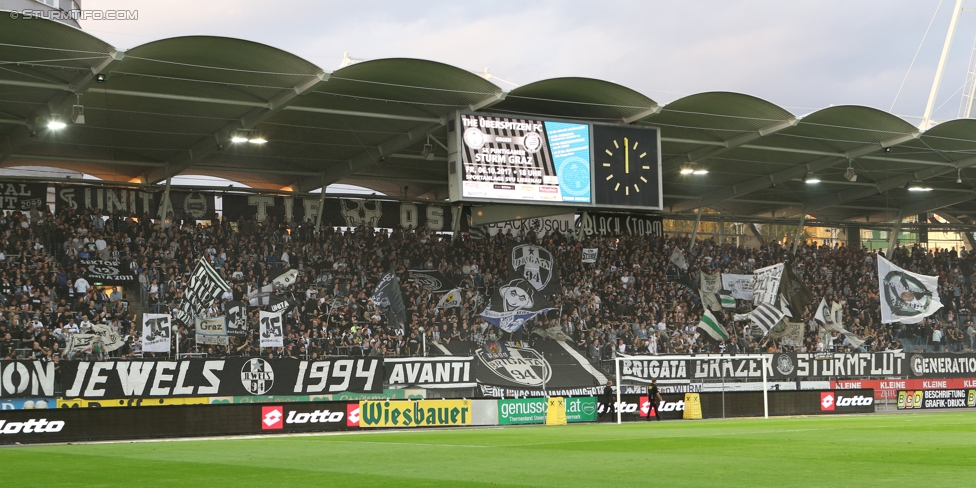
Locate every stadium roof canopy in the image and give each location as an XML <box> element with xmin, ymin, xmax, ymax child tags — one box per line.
<box><xmin>3</xmin><ymin>16</ymin><xmax>976</xmax><ymax>226</ymax></box>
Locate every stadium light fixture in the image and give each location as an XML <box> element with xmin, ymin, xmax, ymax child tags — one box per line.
<box><xmin>804</xmin><ymin>172</ymin><xmax>821</xmax><ymax>184</ymax></box>
<box><xmin>680</xmin><ymin>166</ymin><xmax>694</xmax><ymax>175</ymax></box>
<box><xmin>95</xmin><ymin>73</ymin><xmax>106</xmax><ymax>83</ymax></box>
<box><xmin>692</xmin><ymin>168</ymin><xmax>709</xmax><ymax>175</ymax></box>
<box><xmin>48</xmin><ymin>117</ymin><xmax>66</xmax><ymax>130</ymax></box>
<box><xmin>231</xmin><ymin>136</ymin><xmax>248</xmax><ymax>143</ymax></box>
<box><xmin>844</xmin><ymin>163</ymin><xmax>857</xmax><ymax>182</ymax></box>
<box><xmin>907</xmin><ymin>181</ymin><xmax>932</xmax><ymax>192</ymax></box>
<box><xmin>248</xmin><ymin>137</ymin><xmax>267</xmax><ymax>144</ymax></box>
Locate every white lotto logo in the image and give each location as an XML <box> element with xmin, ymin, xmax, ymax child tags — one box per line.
<box><xmin>658</xmin><ymin>400</ymin><xmax>685</xmax><ymax>412</ymax></box>
<box><xmin>821</xmin><ymin>393</ymin><xmax>834</xmax><ymax>410</ymax></box>
<box><xmin>837</xmin><ymin>395</ymin><xmax>874</xmax><ymax>407</ymax></box>
<box><xmin>285</xmin><ymin>410</ymin><xmax>343</xmax><ymax>424</ymax></box>
<box><xmin>263</xmin><ymin>408</ymin><xmax>283</xmax><ymax>428</ymax></box>
<box><xmin>0</xmin><ymin>419</ymin><xmax>64</xmax><ymax>434</ymax></box>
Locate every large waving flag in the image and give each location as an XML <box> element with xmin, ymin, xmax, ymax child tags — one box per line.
<box><xmin>878</xmin><ymin>256</ymin><xmax>942</xmax><ymax>324</ymax></box>
<box><xmin>697</xmin><ymin>310</ymin><xmax>729</xmax><ymax>342</ymax></box>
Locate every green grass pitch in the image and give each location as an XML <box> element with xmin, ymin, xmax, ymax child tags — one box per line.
<box><xmin>2</xmin><ymin>413</ymin><xmax>975</xmax><ymax>487</ymax></box>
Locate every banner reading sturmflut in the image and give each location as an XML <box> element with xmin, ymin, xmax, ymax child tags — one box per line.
<box><xmin>878</xmin><ymin>256</ymin><xmax>942</xmax><ymax>324</ymax></box>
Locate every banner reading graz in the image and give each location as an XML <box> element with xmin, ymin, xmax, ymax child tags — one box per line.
<box><xmin>0</xmin><ymin>182</ymin><xmax>47</xmax><ymax>211</ymax></box>
<box><xmin>60</xmin><ymin>357</ymin><xmax>383</xmax><ymax>399</ymax></box>
<box><xmin>434</xmin><ymin>340</ymin><xmax>607</xmax><ymax>398</ymax></box>
<box><xmin>222</xmin><ymin>195</ymin><xmax>470</xmax><ymax>231</ymax></box>
<box><xmin>620</xmin><ymin>352</ymin><xmax>913</xmax><ymax>382</ymax></box>
<box><xmin>54</xmin><ymin>184</ymin><xmax>215</xmax><ymax>219</ymax></box>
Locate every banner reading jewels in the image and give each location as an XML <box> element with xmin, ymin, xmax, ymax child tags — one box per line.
<box><xmin>59</xmin><ymin>358</ymin><xmax>383</xmax><ymax>399</ymax></box>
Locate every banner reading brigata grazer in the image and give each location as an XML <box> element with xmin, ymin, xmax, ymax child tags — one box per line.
<box><xmin>60</xmin><ymin>358</ymin><xmax>382</xmax><ymax>399</ymax></box>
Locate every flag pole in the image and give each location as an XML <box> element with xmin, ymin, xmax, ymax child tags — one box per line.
<box><xmin>615</xmin><ymin>356</ymin><xmax>622</xmax><ymax>425</ymax></box>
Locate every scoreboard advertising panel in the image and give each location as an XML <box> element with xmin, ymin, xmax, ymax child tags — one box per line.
<box><xmin>449</xmin><ymin>112</ymin><xmax>662</xmax><ymax>210</ymax></box>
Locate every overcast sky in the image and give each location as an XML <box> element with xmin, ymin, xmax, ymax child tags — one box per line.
<box><xmin>76</xmin><ymin>0</ymin><xmax>976</xmax><ymax>124</ymax></box>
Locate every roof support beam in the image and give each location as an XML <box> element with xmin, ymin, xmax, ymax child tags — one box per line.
<box><xmin>784</xmin><ymin>152</ymin><xmax>976</xmax><ymax>218</ymax></box>
<box><xmin>669</xmin><ymin>132</ymin><xmax>920</xmax><ymax>213</ymax></box>
<box><xmin>143</xmin><ymin>72</ymin><xmax>330</xmax><ymax>184</ymax></box>
<box><xmin>622</xmin><ymin>105</ymin><xmax>661</xmax><ymax>124</ymax></box>
<box><xmin>292</xmin><ymin>90</ymin><xmax>507</xmax><ymax>193</ymax></box>
<box><xmin>664</xmin><ymin>117</ymin><xmax>797</xmax><ymax>166</ymax></box>
<box><xmin>0</xmin><ymin>50</ymin><xmax>126</xmax><ymax>165</ymax></box>
<box><xmin>854</xmin><ymin>192</ymin><xmax>976</xmax><ymax>223</ymax></box>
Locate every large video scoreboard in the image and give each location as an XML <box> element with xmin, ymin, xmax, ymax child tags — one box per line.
<box><xmin>448</xmin><ymin>112</ymin><xmax>662</xmax><ymax>210</ymax></box>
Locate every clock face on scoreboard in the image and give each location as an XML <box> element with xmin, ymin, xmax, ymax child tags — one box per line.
<box><xmin>591</xmin><ymin>124</ymin><xmax>661</xmax><ymax>208</ymax></box>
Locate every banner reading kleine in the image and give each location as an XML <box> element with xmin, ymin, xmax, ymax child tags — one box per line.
<box><xmin>358</xmin><ymin>399</ymin><xmax>472</xmax><ymax>428</ymax></box>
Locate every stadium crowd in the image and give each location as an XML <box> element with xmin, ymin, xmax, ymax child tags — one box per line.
<box><xmin>0</xmin><ymin>203</ymin><xmax>975</xmax><ymax>364</ymax></box>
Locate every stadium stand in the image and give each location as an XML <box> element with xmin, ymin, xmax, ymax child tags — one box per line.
<box><xmin>0</xmin><ymin>202</ymin><xmax>973</xmax><ymax>368</ymax></box>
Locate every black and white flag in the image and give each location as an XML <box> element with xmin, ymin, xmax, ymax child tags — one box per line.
<box><xmin>141</xmin><ymin>313</ymin><xmax>171</xmax><ymax>353</ymax></box>
<box><xmin>174</xmin><ymin>258</ymin><xmax>231</xmax><ymax>326</ymax></box>
<box><xmin>749</xmin><ymin>302</ymin><xmax>785</xmax><ymax>335</ymax></box>
<box><xmin>408</xmin><ymin>269</ymin><xmax>457</xmax><ymax>293</ymax></box>
<box><xmin>581</xmin><ymin>248</ymin><xmax>599</xmax><ymax>264</ymax></box>
<box><xmin>780</xmin><ymin>264</ymin><xmax>815</xmax><ymax>316</ymax></box>
<box><xmin>878</xmin><ymin>255</ymin><xmax>942</xmax><ymax>324</ymax></box>
<box><xmin>436</xmin><ymin>288</ymin><xmax>463</xmax><ymax>309</ymax></box>
<box><xmin>481</xmin><ymin>276</ymin><xmax>554</xmax><ymax>333</ymax></box>
<box><xmin>751</xmin><ymin>263</ymin><xmax>784</xmax><ymax>306</ymax></box>
<box><xmin>81</xmin><ymin>259</ymin><xmax>136</xmax><ymax>284</ymax></box>
<box><xmin>225</xmin><ymin>301</ymin><xmax>248</xmax><ymax>337</ymax></box>
<box><xmin>259</xmin><ymin>310</ymin><xmax>284</xmax><ymax>348</ymax></box>
<box><xmin>372</xmin><ymin>272</ymin><xmax>406</xmax><ymax>327</ymax></box>
<box><xmin>507</xmin><ymin>243</ymin><xmax>561</xmax><ymax>296</ymax></box>
<box><xmin>670</xmin><ymin>248</ymin><xmax>688</xmax><ymax>271</ymax></box>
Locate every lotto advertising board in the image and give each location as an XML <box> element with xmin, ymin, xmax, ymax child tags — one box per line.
<box><xmin>831</xmin><ymin>378</ymin><xmax>976</xmax><ymax>400</ymax></box>
<box><xmin>896</xmin><ymin>390</ymin><xmax>976</xmax><ymax>409</ymax></box>
<box><xmin>497</xmin><ymin>397</ymin><xmax>599</xmax><ymax>425</ymax></box>
<box><xmin>601</xmin><ymin>390</ymin><xmax>876</xmax><ymax>421</ymax></box>
<box><xmin>0</xmin><ymin>401</ymin><xmax>355</xmax><ymax>445</ymax></box>
<box><xmin>450</xmin><ymin>112</ymin><xmax>662</xmax><ymax>210</ymax></box>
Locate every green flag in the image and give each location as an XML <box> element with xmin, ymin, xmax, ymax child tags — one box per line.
<box><xmin>698</xmin><ymin>309</ymin><xmax>730</xmax><ymax>342</ymax></box>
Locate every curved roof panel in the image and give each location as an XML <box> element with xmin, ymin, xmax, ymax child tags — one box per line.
<box><xmin>490</xmin><ymin>77</ymin><xmax>657</xmax><ymax>121</ymax></box>
<box><xmin>6</xmin><ymin>17</ymin><xmax>976</xmax><ymax>226</ymax></box>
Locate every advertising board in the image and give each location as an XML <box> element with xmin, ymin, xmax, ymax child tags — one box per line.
<box><xmin>896</xmin><ymin>389</ymin><xmax>976</xmax><ymax>409</ymax></box>
<box><xmin>0</xmin><ymin>401</ymin><xmax>355</xmax><ymax>445</ymax></box>
<box><xmin>358</xmin><ymin>399</ymin><xmax>472</xmax><ymax>428</ymax></box>
<box><xmin>497</xmin><ymin>397</ymin><xmax>598</xmax><ymax>424</ymax></box>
